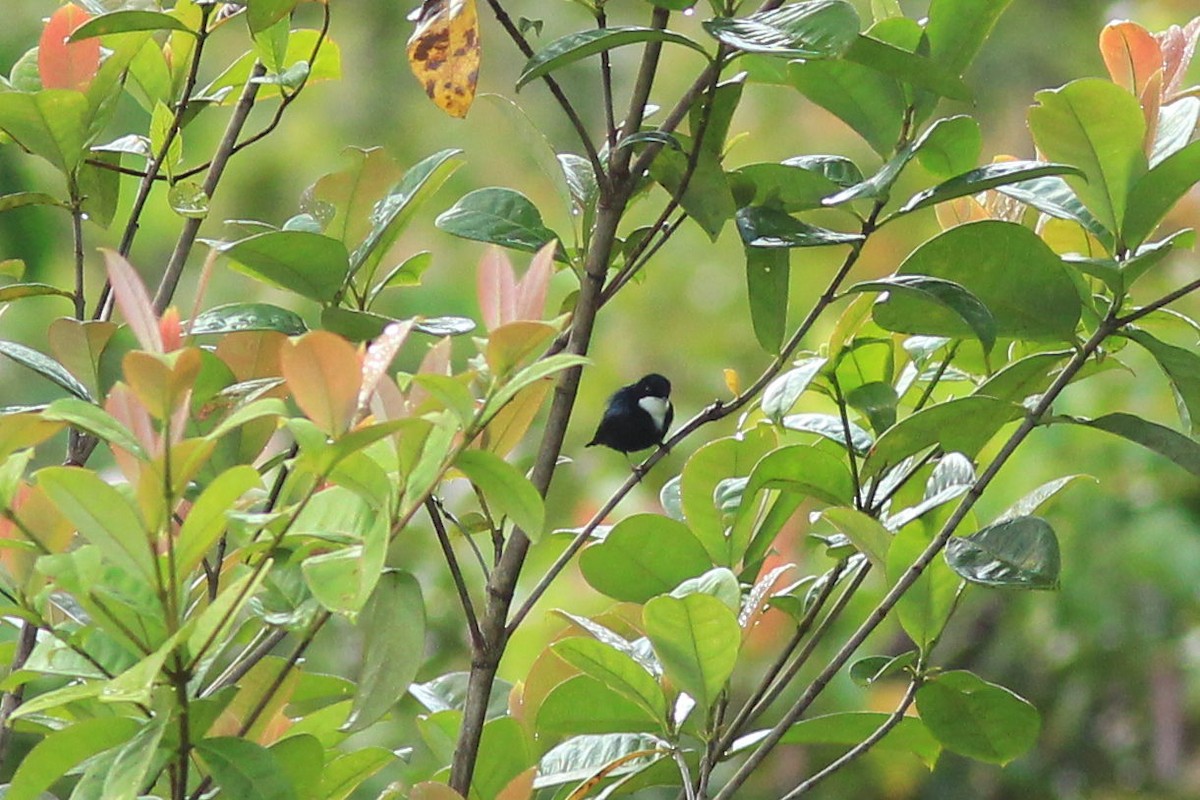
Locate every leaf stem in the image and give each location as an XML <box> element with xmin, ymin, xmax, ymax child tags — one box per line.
<box><xmin>426</xmin><ymin>497</ymin><xmax>484</xmax><ymax>648</ymax></box>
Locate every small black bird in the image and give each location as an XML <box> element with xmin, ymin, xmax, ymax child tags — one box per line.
<box><xmin>587</xmin><ymin>373</ymin><xmax>673</xmax><ymax>454</ymax></box>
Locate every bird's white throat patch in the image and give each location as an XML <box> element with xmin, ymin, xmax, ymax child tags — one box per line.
<box><xmin>638</xmin><ymin>396</ymin><xmax>670</xmax><ymax>430</ymax></box>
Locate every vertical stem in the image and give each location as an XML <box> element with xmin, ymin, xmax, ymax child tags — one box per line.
<box><xmin>0</xmin><ymin>622</ymin><xmax>37</xmax><ymax>772</ymax></box>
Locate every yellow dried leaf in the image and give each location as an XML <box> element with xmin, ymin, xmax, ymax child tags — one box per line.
<box><xmin>723</xmin><ymin>368</ymin><xmax>740</xmax><ymax>396</ymax></box>
<box><xmin>407</xmin><ymin>0</ymin><xmax>481</xmax><ymax>119</ymax></box>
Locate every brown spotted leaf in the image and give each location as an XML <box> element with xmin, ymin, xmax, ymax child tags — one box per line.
<box><xmin>407</xmin><ymin>0</ymin><xmax>481</xmax><ymax>119</ymax></box>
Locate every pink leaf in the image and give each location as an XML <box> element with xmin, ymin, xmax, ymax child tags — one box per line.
<box><xmin>102</xmin><ymin>250</ymin><xmax>163</xmax><ymax>353</ymax></box>
<box><xmin>477</xmin><ymin>247</ymin><xmax>517</xmax><ymax>330</ymax></box>
<box><xmin>359</xmin><ymin>319</ymin><xmax>415</xmax><ymax>414</ymax></box>
<box><xmin>1158</xmin><ymin>17</ymin><xmax>1200</xmax><ymax>99</ymax></box>
<box><xmin>516</xmin><ymin>240</ymin><xmax>556</xmax><ymax>322</ymax></box>
<box><xmin>408</xmin><ymin>336</ymin><xmax>452</xmax><ymax>411</ymax></box>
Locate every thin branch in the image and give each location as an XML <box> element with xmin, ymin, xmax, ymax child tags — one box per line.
<box><xmin>480</xmin><ymin>0</ymin><xmax>606</xmax><ymax>187</ymax></box>
<box><xmin>829</xmin><ymin>374</ymin><xmax>862</xmax><ymax>508</ymax></box>
<box><xmin>202</xmin><ymin>627</ymin><xmax>288</xmax><ymax>696</ymax></box>
<box><xmin>911</xmin><ymin>341</ymin><xmax>960</xmax><ymax>414</ymax></box>
<box><xmin>610</xmin><ymin>6</ymin><xmax>671</xmax><ymax>182</ymax></box>
<box><xmin>779</xmin><ymin>677</ymin><xmax>920</xmax><ymax>799</ymax></box>
<box><xmin>598</xmin><ymin>8</ymin><xmax>618</xmax><ymax>152</ymax></box>
<box><xmin>426</xmin><ymin>498</ymin><xmax>484</xmax><ymax>648</ymax></box>
<box><xmin>0</xmin><ymin>622</ymin><xmax>37</xmax><ymax>772</ymax></box>
<box><xmin>710</xmin><ymin>313</ymin><xmax>1119</xmax><ymax>800</ymax></box>
<box><xmin>1114</xmin><ymin>276</ymin><xmax>1200</xmax><ymax>327</ymax></box>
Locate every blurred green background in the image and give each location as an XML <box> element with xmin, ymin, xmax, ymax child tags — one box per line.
<box><xmin>3</xmin><ymin>1</ymin><xmax>1200</xmax><ymax>797</ymax></box>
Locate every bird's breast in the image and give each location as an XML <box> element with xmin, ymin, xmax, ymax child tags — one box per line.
<box><xmin>638</xmin><ymin>396</ymin><xmax>671</xmax><ymax>431</ymax></box>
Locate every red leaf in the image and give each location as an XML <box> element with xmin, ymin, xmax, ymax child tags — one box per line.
<box><xmin>102</xmin><ymin>250</ymin><xmax>164</xmax><ymax>353</ymax></box>
<box><xmin>38</xmin><ymin>4</ymin><xmax>100</xmax><ymax>91</ymax></box>
<box><xmin>1099</xmin><ymin>21</ymin><xmax>1162</xmax><ymax>98</ymax></box>
<box><xmin>516</xmin><ymin>240</ymin><xmax>556</xmax><ymax>323</ymax></box>
<box><xmin>477</xmin><ymin>247</ymin><xmax>517</xmax><ymax>330</ymax></box>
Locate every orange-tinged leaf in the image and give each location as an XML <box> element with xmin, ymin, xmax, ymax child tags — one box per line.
<box><xmin>497</xmin><ymin>767</ymin><xmax>537</xmax><ymax>800</ymax></box>
<box><xmin>515</xmin><ymin>240</ymin><xmax>556</xmax><ymax>323</ymax></box>
<box><xmin>481</xmin><ymin>378</ymin><xmax>550</xmax><ymax>456</ymax></box>
<box><xmin>485</xmin><ymin>320</ymin><xmax>556</xmax><ymax>376</ymax></box>
<box><xmin>2</xmin><ymin>484</ymin><xmax>74</xmax><ymax>592</ymax></box>
<box><xmin>159</xmin><ymin>307</ymin><xmax>183</xmax><ymax>352</ymax></box>
<box><xmin>407</xmin><ymin>0</ymin><xmax>481</xmax><ymax>119</ymax></box>
<box><xmin>38</xmin><ymin>4</ymin><xmax>99</xmax><ymax>91</ymax></box>
<box><xmin>47</xmin><ymin>318</ymin><xmax>117</xmax><ymax>397</ymax></box>
<box><xmin>123</xmin><ymin>348</ymin><xmax>202</xmax><ymax>421</ymax></box>
<box><xmin>1140</xmin><ymin>68</ymin><xmax>1163</xmax><ymax>153</ymax></box>
<box><xmin>935</xmin><ymin>194</ymin><xmax>990</xmax><ymax>229</ymax></box>
<box><xmin>207</xmin><ymin>657</ymin><xmax>301</xmax><ymax>745</ymax></box>
<box><xmin>106</xmin><ymin>384</ymin><xmax>155</xmax><ymax>483</ymax></box>
<box><xmin>1100</xmin><ymin>21</ymin><xmax>1162</xmax><ymax>97</ymax></box>
<box><xmin>478</xmin><ymin>247</ymin><xmax>518</xmax><ymax>330</ymax></box>
<box><xmin>408</xmin><ymin>336</ymin><xmax>453</xmax><ymax>411</ymax></box>
<box><xmin>410</xmin><ymin>783</ymin><xmax>466</xmax><ymax>800</ymax></box>
<box><xmin>359</xmin><ymin>319</ymin><xmax>415</xmax><ymax>413</ymax></box>
<box><xmin>215</xmin><ymin>331</ymin><xmax>286</xmax><ymax>383</ymax></box>
<box><xmin>280</xmin><ymin>331</ymin><xmax>362</xmax><ymax>435</ymax></box>
<box><xmin>102</xmin><ymin>250</ymin><xmax>164</xmax><ymax>353</ymax></box>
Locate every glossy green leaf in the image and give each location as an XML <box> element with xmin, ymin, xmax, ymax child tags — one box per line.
<box><xmin>37</xmin><ymin>466</ymin><xmax>153</xmax><ymax>579</ymax></box>
<box><xmin>975</xmin><ymin>351</ymin><xmax>1069</xmax><ymax>404</ymax></box>
<box><xmin>850</xmin><ymin>275</ymin><xmax>996</xmax><ymax>352</ymax></box>
<box><xmin>536</xmin><ymin>733</ymin><xmax>667</xmax><ymax>790</ymax></box>
<box><xmin>916</xmin><ymin>670</ymin><xmax>1040</xmax><ymax>764</ymax></box>
<box><xmin>350</xmin><ymin>149</ymin><xmax>465</xmax><ymax>281</ymax></box>
<box><xmin>761</xmin><ymin>356</ymin><xmax>827</xmax><ymax>422</ymax></box>
<box><xmin>887</xmin><ymin>522</ymin><xmax>961</xmax><ymax>649</ymax></box>
<box><xmin>646</xmin><ymin>134</ymin><xmax>736</xmax><ymax>240</ymax></box>
<box><xmin>1028</xmin><ymin>78</ymin><xmax>1147</xmax><ymax>237</ymax></box>
<box><xmin>995</xmin><ymin>174</ymin><xmax>1112</xmax><ymax>246</ymax></box>
<box><xmin>643</xmin><ymin>593</ymin><xmax>741</xmax><ymax>710</ymax></box>
<box><xmin>177</xmin><ymin>465</ymin><xmax>261</xmax><ymax>576</ymax></box>
<box><xmin>195</xmin><ymin>737</ymin><xmax>296</xmax><ymax>800</ymax></box>
<box><xmin>1067</xmin><ymin>412</ymin><xmax>1200</xmax><ymax>477</ymax></box>
<box><xmin>913</xmin><ymin>115</ymin><xmax>981</xmax><ymax>177</ymax></box>
<box><xmin>1124</xmin><ymin>140</ymin><xmax>1200</xmax><ymax>249</ymax></box>
<box><xmin>993</xmin><ymin>474</ymin><xmax>1094</xmax><ymax>524</ymax></box>
<box><xmin>895</xmin><ymin>161</ymin><xmax>1085</xmax><ymax>217</ymax></box>
<box><xmin>343</xmin><ymin>570</ymin><xmax>426</xmax><ymax>733</ymax></box>
<box><xmin>43</xmin><ymin>398</ymin><xmax>145</xmax><ymax>458</ymax></box>
<box><xmin>7</xmin><ymin>717</ymin><xmax>141</xmax><ymax>800</ymax></box>
<box><xmin>1151</xmin><ymin>97</ymin><xmax>1199</xmax><ymax>167</ymax></box>
<box><xmin>849</xmin><ymin>651</ymin><xmax>918</xmax><ymax>687</ymax></box>
<box><xmin>247</xmin><ymin>0</ymin><xmax>300</xmax><ymax>33</ymax></box>
<box><xmin>744</xmin><ymin>245</ymin><xmax>787</xmax><ymax>354</ymax></box>
<box><xmin>814</xmin><ymin>506</ymin><xmax>892</xmax><ymax>567</ymax></box>
<box><xmin>782</xmin><ymin>412</ymin><xmax>873</xmax><ymax>453</ymax></box>
<box><xmin>863</xmin><ymin>396</ymin><xmax>1023</xmax><ymax>478</ymax></box>
<box><xmin>222</xmin><ymin>231</ymin><xmax>349</xmax><ymax>304</ymax></box>
<box><xmin>579</xmin><ymin>513</ymin><xmax>712</xmax><ymax>603</ymax></box>
<box><xmin>843</xmin><ymin>34</ymin><xmax>971</xmax><ymax>100</ymax></box>
<box><xmin>672</xmin><ymin>566</ymin><xmax>741</xmax><ymax>611</ymax></box>
<box><xmin>877</xmin><ymin>220</ymin><xmax>1080</xmax><ymax>341</ymax></box>
<box><xmin>189</xmin><ymin>302</ymin><xmax>308</xmax><ymax>336</ymax></box>
<box><xmin>552</xmin><ymin>637</ymin><xmax>668</xmax><ymax>723</ymax></box>
<box><xmin>269</xmin><ymin>735</ymin><xmax>325</xmax><ymax>800</ymax></box>
<box><xmin>0</xmin><ymin>283</ymin><xmax>72</xmax><ymax>304</ymax></box>
<box><xmin>410</xmin><ymin>671</ymin><xmax>513</xmax><ymax>720</ymax></box>
<box><xmin>103</xmin><ymin>716</ymin><xmax>167</xmax><ymax>800</ymax></box>
<box><xmin>0</xmin><ymin>339</ymin><xmax>92</xmax><ymax>400</ymax></box>
<box><xmin>732</xmin><ymin>712</ymin><xmax>940</xmax><ymax>767</ymax></box>
<box><xmin>945</xmin><ymin>515</ymin><xmax>1060</xmax><ymax>589</ymax></box>
<box><xmin>537</xmin><ymin>675</ymin><xmax>664</xmax><ymax>736</ymax></box>
<box><xmin>319</xmin><ymin>748</ymin><xmax>396</xmax><ymax>800</ymax></box>
<box><xmin>925</xmin><ymin>0</ymin><xmax>1014</xmax><ymax>75</ymax></box>
<box><xmin>70</xmin><ymin>9</ymin><xmax>194</xmax><ymax>39</ymax></box>
<box><xmin>518</xmin><ymin>27</ymin><xmax>708</xmax><ymax>89</ymax></box>
<box><xmin>473</xmin><ymin>717</ymin><xmax>535</xmax><ymax>800</ymax></box>
<box><xmin>789</xmin><ymin>57</ymin><xmax>905</xmax><ymax>156</ymax></box>
<box><xmin>0</xmin><ymin>192</ymin><xmax>64</xmax><ymax>212</ymax></box>
<box><xmin>455</xmin><ymin>449</ymin><xmax>545</xmax><ymax>540</ymax></box>
<box><xmin>704</xmin><ymin>1</ymin><xmax>860</xmax><ymax>58</ymax></box>
<box><xmin>435</xmin><ymin>187</ymin><xmax>562</xmax><ymax>257</ymax></box>
<box><xmin>0</xmin><ymin>89</ymin><xmax>91</xmax><ymax>173</ymax></box>
<box><xmin>730</xmin><ymin>162</ymin><xmax>842</xmax><ymax>212</ymax></box>
<box><xmin>736</xmin><ymin>206</ymin><xmax>864</xmax><ymax>248</ymax></box>
<box><xmin>1124</xmin><ymin>329</ymin><xmax>1200</xmax><ymax>434</ymax></box>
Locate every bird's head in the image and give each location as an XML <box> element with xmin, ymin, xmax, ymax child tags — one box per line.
<box><xmin>634</xmin><ymin>373</ymin><xmax>671</xmax><ymax>399</ymax></box>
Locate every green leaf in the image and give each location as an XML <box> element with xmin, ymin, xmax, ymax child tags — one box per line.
<box><xmin>672</xmin><ymin>566</ymin><xmax>741</xmax><ymax>611</ymax></box>
<box><xmin>1124</xmin><ymin>329</ymin><xmax>1200</xmax><ymax>434</ymax></box>
<box><xmin>645</xmin><ymin>134</ymin><xmax>736</xmax><ymax>240</ymax></box>
<box><xmin>579</xmin><ymin>514</ymin><xmax>713</xmax><ymax>603</ymax></box>
<box><xmin>0</xmin><ymin>90</ymin><xmax>91</xmax><ymax>173</ymax></box>
<box><xmin>473</xmin><ymin>717</ymin><xmax>535</xmax><ymax>800</ymax></box>
<box><xmin>435</xmin><ymin>187</ymin><xmax>563</xmax><ymax>257</ymax></box>
<box><xmin>37</xmin><ymin>466</ymin><xmax>154</xmax><ymax>579</ymax></box>
<box><xmin>343</xmin><ymin>570</ymin><xmax>426</xmax><ymax>733</ymax></box>
<box><xmin>782</xmin><ymin>413</ymin><xmax>873</xmax><ymax>453</ymax></box>
<box><xmin>736</xmin><ymin>206</ymin><xmax>864</xmax><ymax>248</ymax></box>
<box><xmin>552</xmin><ymin>638</ymin><xmax>668</xmax><ymax>723</ymax></box>
<box><xmin>744</xmin><ymin>245</ymin><xmax>788</xmax><ymax>354</ymax></box>
<box><xmin>0</xmin><ymin>339</ymin><xmax>93</xmax><ymax>401</ymax></box>
<box><xmin>222</xmin><ymin>231</ymin><xmax>349</xmax><ymax>304</ymax></box>
<box><xmin>247</xmin><ymin>0</ymin><xmax>300</xmax><ymax>34</ymax></box>
<box><xmin>269</xmin><ymin>735</ymin><xmax>325</xmax><ymax>800</ymax></box>
<box><xmin>813</xmin><ymin>506</ymin><xmax>892</xmax><ymax>567</ymax></box>
<box><xmin>843</xmin><ymin>34</ymin><xmax>971</xmax><ymax>100</ymax></box>
<box><xmin>71</xmin><ymin>10</ymin><xmax>194</xmax><ymax>40</ymax></box>
<box><xmin>733</xmin><ymin>712</ymin><xmax>940</xmax><ymax>767</ymax></box>
<box><xmin>43</xmin><ymin>398</ymin><xmax>146</xmax><ymax>457</ymax></box>
<box><xmin>945</xmin><ymin>515</ymin><xmax>1060</xmax><ymax>589</ymax></box>
<box><xmin>103</xmin><ymin>716</ymin><xmax>167</xmax><ymax>800</ymax></box>
<box><xmin>455</xmin><ymin>450</ymin><xmax>545</xmax><ymax>540</ymax></box>
<box><xmin>0</xmin><ymin>283</ymin><xmax>72</xmax><ymax>304</ymax></box>
<box><xmin>177</xmin><ymin>465</ymin><xmax>261</xmax><ymax>576</ymax></box>
<box><xmin>518</xmin><ymin>27</ymin><xmax>708</xmax><ymax>89</ymax></box>
<box><xmin>1067</xmin><ymin>412</ymin><xmax>1200</xmax><ymax>477</ymax></box>
<box><xmin>485</xmin><ymin>353</ymin><xmax>590</xmax><ymax>414</ymax></box>
<box><xmin>537</xmin><ymin>675</ymin><xmax>665</xmax><ymax>736</ymax></box>
<box><xmin>319</xmin><ymin>748</ymin><xmax>396</xmax><ymax>800</ymax></box>
<box><xmin>895</xmin><ymin>161</ymin><xmax>1084</xmax><ymax>217</ymax></box>
<box><xmin>1028</xmin><ymin>78</ymin><xmax>1148</xmax><ymax>237</ymax></box>
<box><xmin>189</xmin><ymin>302</ymin><xmax>308</xmax><ymax>335</ymax></box>
<box><xmin>850</xmin><ymin>275</ymin><xmax>996</xmax><ymax>352</ymax></box>
<box><xmin>887</xmin><ymin>522</ymin><xmax>961</xmax><ymax>649</ymax></box>
<box><xmin>0</xmin><ymin>192</ymin><xmax>65</xmax><ymax>212</ymax></box>
<box><xmin>916</xmin><ymin>670</ymin><xmax>1040</xmax><ymax>764</ymax></box>
<box><xmin>7</xmin><ymin>717</ymin><xmax>141</xmax><ymax>800</ymax></box>
<box><xmin>730</xmin><ymin>162</ymin><xmax>842</xmax><ymax>212</ymax></box>
<box><xmin>863</xmin><ymin>397</ymin><xmax>1023</xmax><ymax>479</ymax></box>
<box><xmin>914</xmin><ymin>115</ymin><xmax>981</xmax><ymax>177</ymax></box>
<box><xmin>761</xmin><ymin>356</ymin><xmax>828</xmax><ymax>422</ymax></box>
<box><xmin>1124</xmin><ymin>139</ymin><xmax>1200</xmax><ymax>249</ymax></box>
<box><xmin>925</xmin><ymin>0</ymin><xmax>1014</xmax><ymax>75</ymax></box>
<box><xmin>704</xmin><ymin>1</ymin><xmax>861</xmax><ymax>58</ymax></box>
<box><xmin>643</xmin><ymin>594</ymin><xmax>741</xmax><ymax>710</ymax></box>
<box><xmin>789</xmin><ymin>56</ymin><xmax>905</xmax><ymax>156</ymax></box>
<box><xmin>876</xmin><ymin>220</ymin><xmax>1080</xmax><ymax>341</ymax></box>
<box><xmin>195</xmin><ymin>737</ymin><xmax>296</xmax><ymax>800</ymax></box>
<box><xmin>536</xmin><ymin>734</ymin><xmax>667</xmax><ymax>790</ymax></box>
<box><xmin>351</xmin><ymin>149</ymin><xmax>465</xmax><ymax>281</ymax></box>
<box><xmin>994</xmin><ymin>474</ymin><xmax>1094</xmax><ymax>523</ymax></box>
<box><xmin>995</xmin><ymin>174</ymin><xmax>1112</xmax><ymax>247</ymax></box>
<box><xmin>975</xmin><ymin>351</ymin><xmax>1069</xmax><ymax>404</ymax></box>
